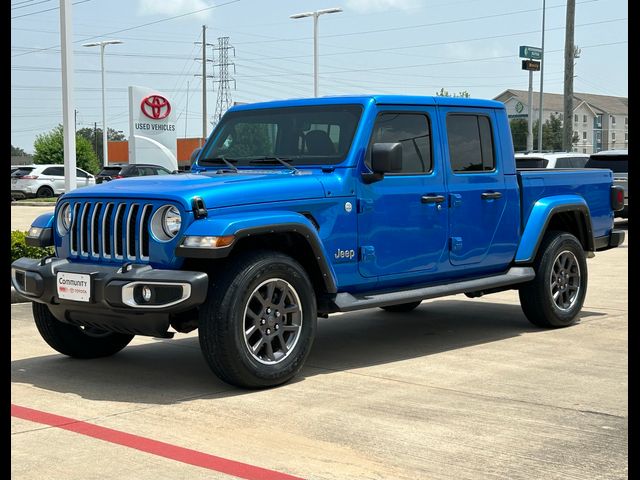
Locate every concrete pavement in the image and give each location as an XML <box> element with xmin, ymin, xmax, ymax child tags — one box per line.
<box><xmin>11</xmin><ymin>221</ymin><xmax>628</xmax><ymax>479</ymax></box>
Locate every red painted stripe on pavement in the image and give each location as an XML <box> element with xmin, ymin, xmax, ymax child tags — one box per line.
<box><xmin>12</xmin><ymin>404</ymin><xmax>304</xmax><ymax>480</ymax></box>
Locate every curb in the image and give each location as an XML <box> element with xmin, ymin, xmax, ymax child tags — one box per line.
<box><xmin>11</xmin><ymin>287</ymin><xmax>29</xmax><ymax>304</ymax></box>
<box><xmin>11</xmin><ymin>202</ymin><xmax>57</xmax><ymax>207</ymax></box>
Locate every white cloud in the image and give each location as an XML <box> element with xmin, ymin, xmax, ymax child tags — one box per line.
<box><xmin>346</xmin><ymin>0</ymin><xmax>419</xmax><ymax>13</ymax></box>
<box><xmin>138</xmin><ymin>0</ymin><xmax>212</xmax><ymax>19</ymax></box>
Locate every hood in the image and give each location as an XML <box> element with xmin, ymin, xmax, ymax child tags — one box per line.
<box><xmin>62</xmin><ymin>170</ymin><xmax>327</xmax><ymax>210</ymax></box>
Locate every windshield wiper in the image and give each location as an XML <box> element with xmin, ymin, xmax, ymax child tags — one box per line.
<box><xmin>247</xmin><ymin>156</ymin><xmax>300</xmax><ymax>174</ymax></box>
<box><xmin>200</xmin><ymin>156</ymin><xmax>239</xmax><ymax>172</ymax></box>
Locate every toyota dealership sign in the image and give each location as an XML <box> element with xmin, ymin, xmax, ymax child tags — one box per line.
<box><xmin>128</xmin><ymin>86</ymin><xmax>178</xmax><ymax>170</ymax></box>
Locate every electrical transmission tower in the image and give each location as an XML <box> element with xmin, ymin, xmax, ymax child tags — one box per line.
<box><xmin>212</xmin><ymin>37</ymin><xmax>236</xmax><ymax>125</ymax></box>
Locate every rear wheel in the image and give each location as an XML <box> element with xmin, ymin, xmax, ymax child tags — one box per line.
<box><xmin>36</xmin><ymin>186</ymin><xmax>54</xmax><ymax>198</ymax></box>
<box><xmin>519</xmin><ymin>231</ymin><xmax>587</xmax><ymax>328</ymax></box>
<box><xmin>380</xmin><ymin>301</ymin><xmax>422</xmax><ymax>313</ymax></box>
<box><xmin>198</xmin><ymin>251</ymin><xmax>317</xmax><ymax>388</ymax></box>
<box><xmin>32</xmin><ymin>303</ymin><xmax>134</xmax><ymax>358</ymax></box>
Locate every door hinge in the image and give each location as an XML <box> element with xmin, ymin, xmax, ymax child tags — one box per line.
<box><xmin>449</xmin><ymin>237</ymin><xmax>463</xmax><ymax>252</ymax></box>
<box><xmin>357</xmin><ymin>198</ymin><xmax>374</xmax><ymax>213</ymax></box>
<box><xmin>360</xmin><ymin>245</ymin><xmax>376</xmax><ymax>262</ymax></box>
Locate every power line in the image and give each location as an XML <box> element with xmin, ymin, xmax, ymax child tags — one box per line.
<box><xmin>12</xmin><ymin>0</ymin><xmax>54</xmax><ymax>11</ymax></box>
<box><xmin>11</xmin><ymin>0</ymin><xmax>92</xmax><ymax>19</ymax></box>
<box><xmin>11</xmin><ymin>0</ymin><xmax>242</xmax><ymax>57</ymax></box>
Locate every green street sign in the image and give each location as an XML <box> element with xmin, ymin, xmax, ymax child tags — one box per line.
<box><xmin>519</xmin><ymin>45</ymin><xmax>542</xmax><ymax>60</ymax></box>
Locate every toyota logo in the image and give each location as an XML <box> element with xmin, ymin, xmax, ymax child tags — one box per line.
<box><xmin>141</xmin><ymin>95</ymin><xmax>171</xmax><ymax>120</ymax></box>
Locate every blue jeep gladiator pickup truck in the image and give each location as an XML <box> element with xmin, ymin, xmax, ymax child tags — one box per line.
<box><xmin>12</xmin><ymin>95</ymin><xmax>625</xmax><ymax>388</ymax></box>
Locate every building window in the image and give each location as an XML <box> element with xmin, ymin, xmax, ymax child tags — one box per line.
<box><xmin>574</xmin><ymin>130</ymin><xmax>578</xmax><ymax>138</ymax></box>
<box><xmin>611</xmin><ymin>116</ymin><xmax>616</xmax><ymax>125</ymax></box>
<box><xmin>574</xmin><ymin>114</ymin><xmax>578</xmax><ymax>122</ymax></box>
<box><xmin>612</xmin><ymin>132</ymin><xmax>616</xmax><ymax>140</ymax></box>
<box><xmin>583</xmin><ymin>131</ymin><xmax>587</xmax><ymax>139</ymax></box>
<box><xmin>625</xmin><ymin>132</ymin><xmax>628</xmax><ymax>141</ymax></box>
<box><xmin>625</xmin><ymin>117</ymin><xmax>628</xmax><ymax>126</ymax></box>
<box><xmin>583</xmin><ymin>115</ymin><xmax>587</xmax><ymax>123</ymax></box>
<box><xmin>582</xmin><ymin>148</ymin><xmax>587</xmax><ymax>153</ymax></box>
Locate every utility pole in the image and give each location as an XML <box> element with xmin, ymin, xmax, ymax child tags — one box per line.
<box><xmin>94</xmin><ymin>122</ymin><xmax>98</xmax><ymax>156</ymax></box>
<box><xmin>562</xmin><ymin>0</ymin><xmax>576</xmax><ymax>151</ymax></box>
<box><xmin>194</xmin><ymin>26</ymin><xmax>214</xmax><ymax>147</ymax></box>
<box><xmin>527</xmin><ymin>71</ymin><xmax>534</xmax><ymax>152</ymax></box>
<box><xmin>537</xmin><ymin>0</ymin><xmax>546</xmax><ymax>152</ymax></box>
<box><xmin>60</xmin><ymin>0</ymin><xmax>76</xmax><ymax>192</ymax></box>
<box><xmin>185</xmin><ymin>80</ymin><xmax>189</xmax><ymax>138</ymax></box>
<box><xmin>74</xmin><ymin>109</ymin><xmax>77</xmax><ymax>133</ymax></box>
<box><xmin>213</xmin><ymin>36</ymin><xmax>236</xmax><ymax>125</ymax></box>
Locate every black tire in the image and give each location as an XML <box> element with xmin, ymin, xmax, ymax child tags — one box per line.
<box><xmin>36</xmin><ymin>186</ymin><xmax>54</xmax><ymax>198</ymax></box>
<box><xmin>380</xmin><ymin>301</ymin><xmax>422</xmax><ymax>313</ymax></box>
<box><xmin>32</xmin><ymin>302</ymin><xmax>134</xmax><ymax>358</ymax></box>
<box><xmin>198</xmin><ymin>251</ymin><xmax>317</xmax><ymax>389</ymax></box>
<box><xmin>519</xmin><ymin>231</ymin><xmax>588</xmax><ymax>328</ymax></box>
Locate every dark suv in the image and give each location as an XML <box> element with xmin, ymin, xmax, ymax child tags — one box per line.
<box><xmin>585</xmin><ymin>150</ymin><xmax>628</xmax><ymax>218</ymax></box>
<box><xmin>96</xmin><ymin>163</ymin><xmax>175</xmax><ymax>184</ymax></box>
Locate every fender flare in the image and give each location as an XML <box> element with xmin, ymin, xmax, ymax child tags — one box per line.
<box><xmin>515</xmin><ymin>195</ymin><xmax>594</xmax><ymax>263</ymax></box>
<box><xmin>175</xmin><ymin>212</ymin><xmax>337</xmax><ymax>293</ymax></box>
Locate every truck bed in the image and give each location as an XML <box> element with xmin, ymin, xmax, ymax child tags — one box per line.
<box><xmin>517</xmin><ymin>168</ymin><xmax>614</xmax><ymax>239</ymax></box>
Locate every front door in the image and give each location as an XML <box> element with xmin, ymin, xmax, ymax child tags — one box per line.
<box><xmin>357</xmin><ymin>106</ymin><xmax>448</xmax><ymax>278</ymax></box>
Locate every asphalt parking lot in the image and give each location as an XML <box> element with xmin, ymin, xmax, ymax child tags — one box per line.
<box><xmin>11</xmin><ymin>205</ymin><xmax>628</xmax><ymax>479</ymax></box>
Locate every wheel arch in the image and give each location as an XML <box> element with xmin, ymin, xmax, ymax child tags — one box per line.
<box><xmin>176</xmin><ymin>214</ymin><xmax>337</xmax><ymax>294</ymax></box>
<box><xmin>515</xmin><ymin>196</ymin><xmax>594</xmax><ymax>264</ymax></box>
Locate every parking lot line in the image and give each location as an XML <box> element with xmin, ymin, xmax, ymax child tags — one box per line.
<box><xmin>11</xmin><ymin>404</ymin><xmax>304</xmax><ymax>480</ymax></box>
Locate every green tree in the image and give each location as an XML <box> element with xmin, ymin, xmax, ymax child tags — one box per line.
<box><xmin>11</xmin><ymin>145</ymin><xmax>27</xmax><ymax>156</ymax></box>
<box><xmin>509</xmin><ymin>119</ymin><xmax>528</xmax><ymax>152</ymax></box>
<box><xmin>530</xmin><ymin>114</ymin><xmax>576</xmax><ymax>152</ymax></box>
<box><xmin>33</xmin><ymin>125</ymin><xmax>100</xmax><ymax>174</ymax></box>
<box><xmin>76</xmin><ymin>127</ymin><xmax>126</xmax><ymax>164</ymax></box>
<box><xmin>221</xmin><ymin>124</ymin><xmax>274</xmax><ymax>158</ymax></box>
<box><xmin>435</xmin><ymin>88</ymin><xmax>471</xmax><ymax>98</ymax></box>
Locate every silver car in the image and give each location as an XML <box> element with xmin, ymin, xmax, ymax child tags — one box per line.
<box><xmin>11</xmin><ymin>164</ymin><xmax>95</xmax><ymax>199</ymax></box>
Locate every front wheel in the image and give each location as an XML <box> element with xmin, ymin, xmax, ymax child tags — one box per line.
<box><xmin>32</xmin><ymin>303</ymin><xmax>134</xmax><ymax>358</ymax></box>
<box><xmin>519</xmin><ymin>231</ymin><xmax>588</xmax><ymax>328</ymax></box>
<box><xmin>198</xmin><ymin>251</ymin><xmax>317</xmax><ymax>389</ymax></box>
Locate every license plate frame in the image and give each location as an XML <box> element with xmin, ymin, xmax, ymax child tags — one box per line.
<box><xmin>56</xmin><ymin>271</ymin><xmax>92</xmax><ymax>302</ymax></box>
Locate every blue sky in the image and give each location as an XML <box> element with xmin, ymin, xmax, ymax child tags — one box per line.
<box><xmin>11</xmin><ymin>0</ymin><xmax>628</xmax><ymax>153</ymax></box>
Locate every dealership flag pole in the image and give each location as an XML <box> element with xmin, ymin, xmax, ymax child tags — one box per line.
<box><xmin>60</xmin><ymin>0</ymin><xmax>77</xmax><ymax>192</ymax></box>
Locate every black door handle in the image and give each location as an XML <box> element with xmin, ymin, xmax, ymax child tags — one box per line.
<box><xmin>421</xmin><ymin>194</ymin><xmax>445</xmax><ymax>204</ymax></box>
<box><xmin>481</xmin><ymin>192</ymin><xmax>502</xmax><ymax>200</ymax></box>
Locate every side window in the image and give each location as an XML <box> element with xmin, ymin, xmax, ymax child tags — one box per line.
<box><xmin>42</xmin><ymin>167</ymin><xmax>64</xmax><ymax>176</ymax></box>
<box><xmin>446</xmin><ymin>114</ymin><xmax>495</xmax><ymax>173</ymax></box>
<box><xmin>555</xmin><ymin>158</ymin><xmax>571</xmax><ymax>168</ymax></box>
<box><xmin>76</xmin><ymin>168</ymin><xmax>88</xmax><ymax>178</ymax></box>
<box><xmin>369</xmin><ymin>113</ymin><xmax>432</xmax><ymax>174</ymax></box>
<box><xmin>154</xmin><ymin>167</ymin><xmax>170</xmax><ymax>175</ymax></box>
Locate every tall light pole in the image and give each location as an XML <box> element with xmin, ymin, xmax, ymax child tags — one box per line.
<box><xmin>82</xmin><ymin>39</ymin><xmax>123</xmax><ymax>167</ymax></box>
<box><xmin>290</xmin><ymin>7</ymin><xmax>342</xmax><ymax>97</ymax></box>
<box><xmin>60</xmin><ymin>0</ymin><xmax>76</xmax><ymax>192</ymax></box>
<box><xmin>537</xmin><ymin>0</ymin><xmax>546</xmax><ymax>152</ymax></box>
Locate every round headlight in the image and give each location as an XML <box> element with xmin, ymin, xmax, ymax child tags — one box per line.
<box><xmin>162</xmin><ymin>206</ymin><xmax>182</xmax><ymax>237</ymax></box>
<box><xmin>151</xmin><ymin>205</ymin><xmax>182</xmax><ymax>241</ymax></box>
<box><xmin>57</xmin><ymin>203</ymin><xmax>71</xmax><ymax>234</ymax></box>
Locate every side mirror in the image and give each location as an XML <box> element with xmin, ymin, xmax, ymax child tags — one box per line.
<box><xmin>190</xmin><ymin>147</ymin><xmax>202</xmax><ymax>164</ymax></box>
<box><xmin>363</xmin><ymin>142</ymin><xmax>403</xmax><ymax>183</ymax></box>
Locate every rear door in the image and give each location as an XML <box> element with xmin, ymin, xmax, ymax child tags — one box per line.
<box><xmin>41</xmin><ymin>166</ymin><xmax>65</xmax><ymax>194</ymax></box>
<box><xmin>439</xmin><ymin>108</ymin><xmax>517</xmax><ymax>269</ymax></box>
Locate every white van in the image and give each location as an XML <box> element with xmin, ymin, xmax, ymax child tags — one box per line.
<box><xmin>515</xmin><ymin>152</ymin><xmax>590</xmax><ymax>169</ymax></box>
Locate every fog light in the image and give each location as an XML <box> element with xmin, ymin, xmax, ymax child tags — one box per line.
<box><xmin>142</xmin><ymin>285</ymin><xmax>152</xmax><ymax>302</ymax></box>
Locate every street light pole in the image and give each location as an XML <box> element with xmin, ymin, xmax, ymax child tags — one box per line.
<box><xmin>537</xmin><ymin>0</ymin><xmax>546</xmax><ymax>152</ymax></box>
<box><xmin>290</xmin><ymin>7</ymin><xmax>342</xmax><ymax>97</ymax></box>
<box><xmin>83</xmin><ymin>40</ymin><xmax>123</xmax><ymax>167</ymax></box>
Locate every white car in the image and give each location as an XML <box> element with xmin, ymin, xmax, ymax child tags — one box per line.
<box><xmin>515</xmin><ymin>152</ymin><xmax>590</xmax><ymax>169</ymax></box>
<box><xmin>11</xmin><ymin>164</ymin><xmax>95</xmax><ymax>199</ymax></box>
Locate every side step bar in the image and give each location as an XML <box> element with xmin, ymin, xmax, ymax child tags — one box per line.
<box><xmin>333</xmin><ymin>267</ymin><xmax>535</xmax><ymax>312</ymax></box>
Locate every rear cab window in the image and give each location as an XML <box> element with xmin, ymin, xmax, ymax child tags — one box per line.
<box><xmin>446</xmin><ymin>114</ymin><xmax>495</xmax><ymax>173</ymax></box>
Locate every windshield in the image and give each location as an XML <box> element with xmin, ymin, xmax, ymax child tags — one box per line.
<box><xmin>199</xmin><ymin>104</ymin><xmax>363</xmax><ymax>167</ymax></box>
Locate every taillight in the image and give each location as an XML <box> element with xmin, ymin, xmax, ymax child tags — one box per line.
<box><xmin>610</xmin><ymin>185</ymin><xmax>624</xmax><ymax>211</ymax></box>
<box><xmin>19</xmin><ymin>175</ymin><xmax>39</xmax><ymax>179</ymax></box>
<box><xmin>113</xmin><ymin>175</ymin><xmax>124</xmax><ymax>179</ymax></box>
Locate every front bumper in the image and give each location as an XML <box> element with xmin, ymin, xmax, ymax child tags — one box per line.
<box><xmin>11</xmin><ymin>257</ymin><xmax>208</xmax><ymax>337</ymax></box>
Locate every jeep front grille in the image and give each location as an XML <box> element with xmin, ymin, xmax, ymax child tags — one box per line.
<box><xmin>69</xmin><ymin>201</ymin><xmax>153</xmax><ymax>262</ymax></box>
